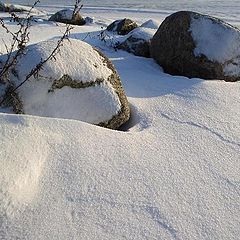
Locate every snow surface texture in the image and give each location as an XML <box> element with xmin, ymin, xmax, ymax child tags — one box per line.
<box><xmin>14</xmin><ymin>39</ymin><xmax>112</xmax><ymax>84</ymax></box>
<box><xmin>1</xmin><ymin>72</ymin><xmax>240</xmax><ymax>239</ymax></box>
<box><xmin>0</xmin><ymin>5</ymin><xmax>240</xmax><ymax>240</ymax></box>
<box><xmin>10</xmin><ymin>39</ymin><xmax>121</xmax><ymax>123</ymax></box>
<box><xmin>190</xmin><ymin>15</ymin><xmax>240</xmax><ymax>77</ymax></box>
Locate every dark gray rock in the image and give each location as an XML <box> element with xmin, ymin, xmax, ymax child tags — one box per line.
<box><xmin>151</xmin><ymin>11</ymin><xmax>240</xmax><ymax>81</ymax></box>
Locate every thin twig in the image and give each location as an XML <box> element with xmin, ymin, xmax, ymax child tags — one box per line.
<box><xmin>72</xmin><ymin>0</ymin><xmax>83</xmax><ymax>20</ymax></box>
<box><xmin>0</xmin><ymin>1</ymin><xmax>39</xmax><ymax>83</ymax></box>
<box><xmin>0</xmin><ymin>0</ymin><xmax>80</xmax><ymax>108</ymax></box>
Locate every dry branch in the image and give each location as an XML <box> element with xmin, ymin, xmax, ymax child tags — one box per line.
<box><xmin>0</xmin><ymin>0</ymin><xmax>81</xmax><ymax>108</ymax></box>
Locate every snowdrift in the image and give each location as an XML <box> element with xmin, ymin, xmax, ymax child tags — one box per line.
<box><xmin>1</xmin><ymin>71</ymin><xmax>240</xmax><ymax>239</ymax></box>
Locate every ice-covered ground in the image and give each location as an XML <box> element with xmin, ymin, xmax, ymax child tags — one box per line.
<box><xmin>0</xmin><ymin>3</ymin><xmax>240</xmax><ymax>240</ymax></box>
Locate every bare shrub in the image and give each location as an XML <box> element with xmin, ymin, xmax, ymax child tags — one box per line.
<box><xmin>0</xmin><ymin>0</ymin><xmax>83</xmax><ymax>109</ymax></box>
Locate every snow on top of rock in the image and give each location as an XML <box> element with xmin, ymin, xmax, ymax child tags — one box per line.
<box><xmin>109</xmin><ymin>27</ymin><xmax>155</xmax><ymax>48</ymax></box>
<box><xmin>19</xmin><ymin>80</ymin><xmax>121</xmax><ymax>124</ymax></box>
<box><xmin>55</xmin><ymin>9</ymin><xmax>76</xmax><ymax>20</ymax></box>
<box><xmin>14</xmin><ymin>38</ymin><xmax>113</xmax><ymax>84</ymax></box>
<box><xmin>127</xmin><ymin>27</ymin><xmax>156</xmax><ymax>41</ymax></box>
<box><xmin>10</xmin><ymin>38</ymin><xmax>122</xmax><ymax>123</ymax></box>
<box><xmin>140</xmin><ymin>19</ymin><xmax>160</xmax><ymax>29</ymax></box>
<box><xmin>190</xmin><ymin>16</ymin><xmax>240</xmax><ymax>76</ymax></box>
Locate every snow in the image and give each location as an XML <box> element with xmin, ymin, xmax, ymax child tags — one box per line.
<box><xmin>190</xmin><ymin>15</ymin><xmax>240</xmax><ymax>76</ymax></box>
<box><xmin>98</xmin><ymin>27</ymin><xmax>155</xmax><ymax>51</ymax></box>
<box><xmin>140</xmin><ymin>19</ymin><xmax>160</xmax><ymax>29</ymax></box>
<box><xmin>14</xmin><ymin>39</ymin><xmax>112</xmax><ymax>83</ymax></box>
<box><xmin>0</xmin><ymin>3</ymin><xmax>240</xmax><ymax>240</ymax></box>
<box><xmin>1</xmin><ymin>73</ymin><xmax>240</xmax><ymax>238</ymax></box>
<box><xmin>19</xmin><ymin>80</ymin><xmax>121</xmax><ymax>124</ymax></box>
<box><xmin>127</xmin><ymin>27</ymin><xmax>156</xmax><ymax>41</ymax></box>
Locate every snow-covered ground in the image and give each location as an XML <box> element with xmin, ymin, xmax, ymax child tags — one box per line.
<box><xmin>0</xmin><ymin>2</ymin><xmax>240</xmax><ymax>240</ymax></box>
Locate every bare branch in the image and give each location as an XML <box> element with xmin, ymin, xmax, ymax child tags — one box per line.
<box><xmin>0</xmin><ymin>24</ymin><xmax>74</xmax><ymax>106</ymax></box>
<box><xmin>72</xmin><ymin>0</ymin><xmax>83</xmax><ymax>19</ymax></box>
<box><xmin>0</xmin><ymin>0</ymin><xmax>79</xmax><ymax>109</ymax></box>
<box><xmin>0</xmin><ymin>1</ymin><xmax>39</xmax><ymax>84</ymax></box>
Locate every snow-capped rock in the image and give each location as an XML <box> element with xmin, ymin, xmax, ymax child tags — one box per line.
<box><xmin>8</xmin><ymin>39</ymin><xmax>130</xmax><ymax>129</ymax></box>
<box><xmin>117</xmin><ymin>27</ymin><xmax>156</xmax><ymax>57</ymax></box>
<box><xmin>49</xmin><ymin>9</ymin><xmax>86</xmax><ymax>25</ymax></box>
<box><xmin>151</xmin><ymin>11</ymin><xmax>240</xmax><ymax>81</ymax></box>
<box><xmin>107</xmin><ymin>18</ymin><xmax>138</xmax><ymax>35</ymax></box>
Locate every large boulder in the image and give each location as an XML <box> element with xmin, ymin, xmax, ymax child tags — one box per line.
<box><xmin>49</xmin><ymin>9</ymin><xmax>86</xmax><ymax>26</ymax></box>
<box><xmin>107</xmin><ymin>18</ymin><xmax>138</xmax><ymax>35</ymax></box>
<box><xmin>117</xmin><ymin>27</ymin><xmax>156</xmax><ymax>57</ymax></box>
<box><xmin>7</xmin><ymin>39</ymin><xmax>130</xmax><ymax>129</ymax></box>
<box><xmin>151</xmin><ymin>11</ymin><xmax>240</xmax><ymax>81</ymax></box>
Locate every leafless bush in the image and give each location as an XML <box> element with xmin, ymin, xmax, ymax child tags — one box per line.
<box><xmin>0</xmin><ymin>0</ymin><xmax>82</xmax><ymax>109</ymax></box>
<box><xmin>0</xmin><ymin>1</ymin><xmax>40</xmax><ymax>84</ymax></box>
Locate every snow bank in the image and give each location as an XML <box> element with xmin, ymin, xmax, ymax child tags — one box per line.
<box><xmin>1</xmin><ymin>41</ymin><xmax>240</xmax><ymax>240</ymax></box>
<box><xmin>0</xmin><ymin>114</ymin><xmax>49</xmax><ymax>218</ymax></box>
<box><xmin>0</xmin><ymin>73</ymin><xmax>240</xmax><ymax>239</ymax></box>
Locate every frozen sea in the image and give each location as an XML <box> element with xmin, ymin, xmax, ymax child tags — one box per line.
<box><xmin>10</xmin><ymin>0</ymin><xmax>240</xmax><ymax>26</ymax></box>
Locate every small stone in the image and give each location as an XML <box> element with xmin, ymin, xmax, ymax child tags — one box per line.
<box><xmin>107</xmin><ymin>18</ymin><xmax>138</xmax><ymax>35</ymax></box>
<box><xmin>49</xmin><ymin>9</ymin><xmax>86</xmax><ymax>26</ymax></box>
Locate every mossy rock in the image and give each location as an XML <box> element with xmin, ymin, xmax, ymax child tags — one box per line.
<box><xmin>107</xmin><ymin>18</ymin><xmax>138</xmax><ymax>35</ymax></box>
